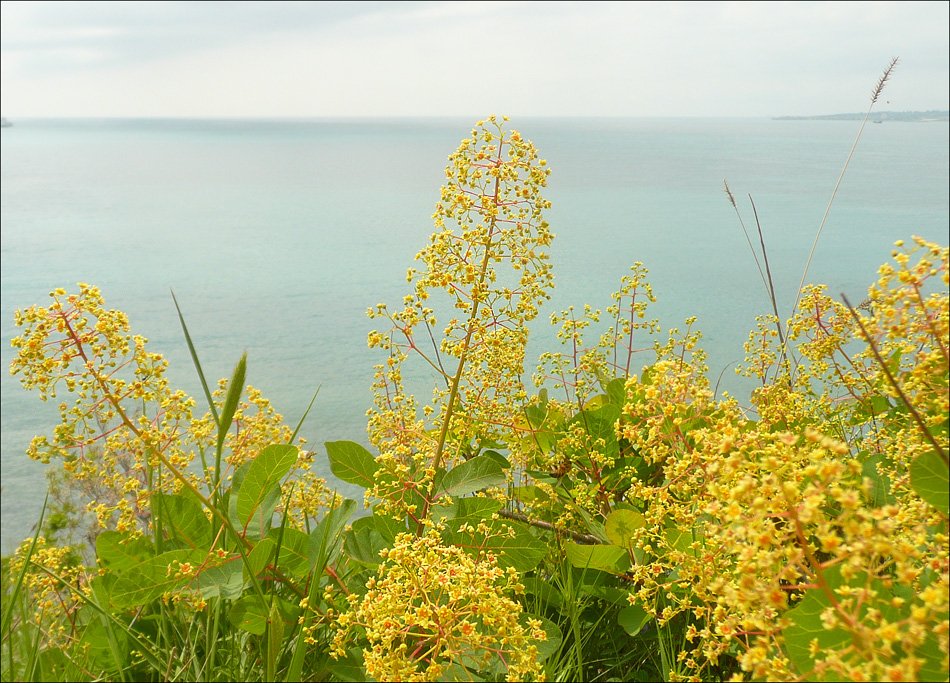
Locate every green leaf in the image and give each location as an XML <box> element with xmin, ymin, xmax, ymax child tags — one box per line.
<box><xmin>522</xmin><ymin>576</ymin><xmax>563</xmax><ymax>609</ymax></box>
<box><xmin>267</xmin><ymin>527</ymin><xmax>311</xmax><ymax>577</ymax></box>
<box><xmin>860</xmin><ymin>452</ymin><xmax>896</xmax><ymax>507</ymax></box>
<box><xmin>570</xmin><ymin>403</ymin><xmax>621</xmax><ymax>458</ymax></box>
<box><xmin>441</xmin><ymin>663</ymin><xmax>485</xmax><ymax>681</ymax></box>
<box><xmin>581</xmin><ymin>581</ymin><xmax>631</xmax><ymax>606</ymax></box>
<box><xmin>235</xmin><ymin>444</ymin><xmax>299</xmax><ymax>533</ymax></box>
<box><xmin>869</xmin><ymin>394</ymin><xmax>892</xmax><ymax>415</ymax></box>
<box><xmin>606</xmin><ymin>377</ymin><xmax>627</xmax><ymax>407</ymax></box>
<box><xmin>96</xmin><ymin>531</ymin><xmax>155</xmax><ymax>571</ymax></box>
<box><xmin>196</xmin><ymin>556</ymin><xmax>244</xmax><ymax>600</ymax></box>
<box><xmin>227</xmin><ymin>458</ymin><xmax>252</xmax><ymax>525</ymax></box>
<box><xmin>443</xmin><ymin>518</ymin><xmax>546</xmax><ymax>573</ymax></box>
<box><xmin>343</xmin><ymin>526</ymin><xmax>387</xmax><ymax>566</ymax></box>
<box><xmin>326</xmin><ymin>440</ymin><xmax>379</xmax><ymax>489</ymax></box>
<box><xmin>784</xmin><ymin>566</ymin><xmax>906</xmax><ymax>679</ymax></box>
<box><xmin>565</xmin><ymin>542</ymin><xmax>630</xmax><ymax>574</ymax></box>
<box><xmin>326</xmin><ymin>649</ymin><xmax>367</xmax><ymax>682</ymax></box>
<box><xmin>605</xmin><ymin>509</ymin><xmax>644</xmax><ymax>547</ymax></box>
<box><xmin>481</xmin><ymin>450</ymin><xmax>512</xmax><ymax>470</ymax></box>
<box><xmin>526</xmin><ymin>470</ymin><xmax>560</xmax><ymax>486</ymax></box>
<box><xmin>522</xmin><ymin>404</ymin><xmax>557</xmax><ymax>453</ymax></box>
<box><xmin>910</xmin><ymin>450</ymin><xmax>949</xmax><ymax>515</ymax></box>
<box><xmin>234</xmin><ymin>483</ymin><xmax>281</xmax><ymax>540</ymax></box>
<box><xmin>229</xmin><ymin>595</ymin><xmax>299</xmax><ymax>638</ymax></box>
<box><xmin>434</xmin><ymin>455</ymin><xmax>506</xmax><ymax>499</ymax></box>
<box><xmin>310</xmin><ymin>499</ymin><xmax>357</xmax><ymax>570</ymax></box>
<box><xmin>244</xmin><ymin>537</ymin><xmax>276</xmax><ymax>581</ymax></box>
<box><xmin>917</xmin><ymin>631</ymin><xmax>947</xmax><ymax>682</ymax></box>
<box><xmin>369</xmin><ymin>512</ymin><xmax>407</xmax><ymax>545</ymax></box>
<box><xmin>216</xmin><ymin>353</ymin><xmax>247</xmax><ymax>457</ymax></box>
<box><xmin>428</xmin><ymin>497</ymin><xmax>457</xmax><ymax>526</ymax></box>
<box><xmin>111</xmin><ymin>549</ymin><xmax>208</xmax><ymax>608</ymax></box>
<box><xmin>78</xmin><ymin>616</ymin><xmax>130</xmax><ymax>673</ymax></box>
<box><xmin>785</xmin><ymin>589</ymin><xmax>855</xmax><ymax>679</ymax></box>
<box><xmin>664</xmin><ymin>524</ymin><xmax>703</xmax><ymax>557</ymax></box>
<box><xmin>156</xmin><ymin>493</ymin><xmax>212</xmax><ymax>549</ymax></box>
<box><xmin>477</xmin><ymin>613</ymin><xmax>561</xmax><ymax>678</ymax></box>
<box><xmin>229</xmin><ymin>594</ymin><xmax>269</xmax><ymax>635</ymax></box>
<box><xmin>511</xmin><ymin>485</ymin><xmax>549</xmax><ymax>505</ymax></box>
<box><xmin>618</xmin><ymin>604</ymin><xmax>651</xmax><ymax>636</ymax></box>
<box><xmin>456</xmin><ymin>497</ymin><xmax>504</xmax><ymax>520</ymax></box>
<box><xmin>89</xmin><ymin>572</ymin><xmax>118</xmax><ymax>606</ymax></box>
<box><xmin>529</xmin><ymin>614</ymin><xmax>563</xmax><ymax>662</ymax></box>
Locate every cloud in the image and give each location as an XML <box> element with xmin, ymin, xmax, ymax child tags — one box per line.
<box><xmin>1</xmin><ymin>1</ymin><xmax>434</xmax><ymax>69</ymax></box>
<box><xmin>1</xmin><ymin>0</ymin><xmax>946</xmax><ymax>117</ymax></box>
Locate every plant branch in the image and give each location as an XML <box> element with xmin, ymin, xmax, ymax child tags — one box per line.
<box><xmin>841</xmin><ymin>293</ymin><xmax>947</xmax><ymax>465</ymax></box>
<box><xmin>496</xmin><ymin>509</ymin><xmax>605</xmax><ymax>545</ymax></box>
<box><xmin>416</xmin><ymin>151</ymin><xmax>505</xmax><ymax>534</ymax></box>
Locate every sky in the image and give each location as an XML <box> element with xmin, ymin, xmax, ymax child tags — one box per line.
<box><xmin>1</xmin><ymin>0</ymin><xmax>948</xmax><ymax>118</ymax></box>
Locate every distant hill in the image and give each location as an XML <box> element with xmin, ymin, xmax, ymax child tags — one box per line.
<box><xmin>774</xmin><ymin>110</ymin><xmax>948</xmax><ymax>122</ymax></box>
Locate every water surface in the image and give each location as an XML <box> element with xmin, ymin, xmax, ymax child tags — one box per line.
<box><xmin>2</xmin><ymin>116</ymin><xmax>947</xmax><ymax>547</ymax></box>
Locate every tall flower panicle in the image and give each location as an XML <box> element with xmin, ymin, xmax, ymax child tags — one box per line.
<box><xmin>10</xmin><ymin>284</ymin><xmax>196</xmax><ymax>531</ymax></box>
<box><xmin>366</xmin><ymin>116</ymin><xmax>554</xmax><ymax>517</ymax></box>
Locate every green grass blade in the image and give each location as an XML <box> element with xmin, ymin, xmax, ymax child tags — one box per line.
<box><xmin>290</xmin><ymin>384</ymin><xmax>321</xmax><ymax>444</ymax></box>
<box><xmin>215</xmin><ymin>353</ymin><xmax>247</xmax><ymax>493</ymax></box>
<box><xmin>287</xmin><ymin>497</ymin><xmax>351</xmax><ymax>681</ymax></box>
<box><xmin>266</xmin><ymin>599</ymin><xmax>283</xmax><ymax>682</ymax></box>
<box><xmin>1</xmin><ymin>492</ymin><xmax>48</xmax><ymax>640</ymax></box>
<box><xmin>217</xmin><ymin>353</ymin><xmax>247</xmax><ymax>455</ymax></box>
<box><xmin>285</xmin><ymin>629</ymin><xmax>308</xmax><ymax>682</ymax></box>
<box><xmin>171</xmin><ymin>289</ymin><xmax>220</xmax><ymax>427</ymax></box>
<box><xmin>94</xmin><ymin>609</ymin><xmax>129</xmax><ymax>683</ymax></box>
<box><xmin>23</xmin><ymin>617</ymin><xmax>43</xmax><ymax>682</ymax></box>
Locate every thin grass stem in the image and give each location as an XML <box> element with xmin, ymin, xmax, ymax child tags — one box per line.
<box><xmin>724</xmin><ymin>180</ymin><xmax>769</xmax><ymax>294</ymax></box>
<box><xmin>793</xmin><ymin>58</ymin><xmax>899</xmax><ymax>318</ymax></box>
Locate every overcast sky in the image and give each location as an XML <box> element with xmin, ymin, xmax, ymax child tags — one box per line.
<box><xmin>1</xmin><ymin>1</ymin><xmax>947</xmax><ymax>118</ymax></box>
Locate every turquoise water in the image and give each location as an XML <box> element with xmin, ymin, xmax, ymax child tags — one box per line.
<box><xmin>2</xmin><ymin>117</ymin><xmax>947</xmax><ymax>548</ymax></box>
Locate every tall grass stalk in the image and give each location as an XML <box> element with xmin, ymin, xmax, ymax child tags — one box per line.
<box><xmin>726</xmin><ymin>57</ymin><xmax>900</xmax><ymax>381</ymax></box>
<box><xmin>792</xmin><ymin>57</ymin><xmax>899</xmax><ymax>317</ymax></box>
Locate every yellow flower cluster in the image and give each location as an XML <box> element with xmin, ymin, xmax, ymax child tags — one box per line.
<box><xmin>519</xmin><ymin>237</ymin><xmax>946</xmax><ymax>680</ymax></box>
<box><xmin>8</xmin><ymin>536</ymin><xmax>85</xmax><ymax>646</ymax></box>
<box><xmin>628</xmin><ymin>419</ymin><xmax>946</xmax><ymax>681</ymax></box>
<box><xmin>365</xmin><ymin>116</ymin><xmax>554</xmax><ymax>518</ymax></box>
<box><xmin>332</xmin><ymin>527</ymin><xmax>546</xmax><ymax>682</ymax></box>
<box><xmin>535</xmin><ymin>262</ymin><xmax>659</xmax><ymax>406</ymax></box>
<box><xmin>10</xmin><ymin>284</ymin><xmax>196</xmax><ymax>533</ymax></box>
<box><xmin>615</xmin><ymin>238</ymin><xmax>949</xmax><ymax>681</ymax></box>
<box><xmin>10</xmin><ymin>284</ymin><xmax>332</xmax><ymax>535</ymax></box>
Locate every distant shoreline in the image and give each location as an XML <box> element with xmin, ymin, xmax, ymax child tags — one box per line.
<box><xmin>774</xmin><ymin>110</ymin><xmax>949</xmax><ymax>122</ymax></box>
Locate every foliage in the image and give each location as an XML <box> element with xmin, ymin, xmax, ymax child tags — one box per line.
<box><xmin>2</xmin><ymin>115</ymin><xmax>948</xmax><ymax>683</ymax></box>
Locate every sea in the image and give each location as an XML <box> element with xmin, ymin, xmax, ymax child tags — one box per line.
<box><xmin>2</xmin><ymin>116</ymin><xmax>948</xmax><ymax>549</ymax></box>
